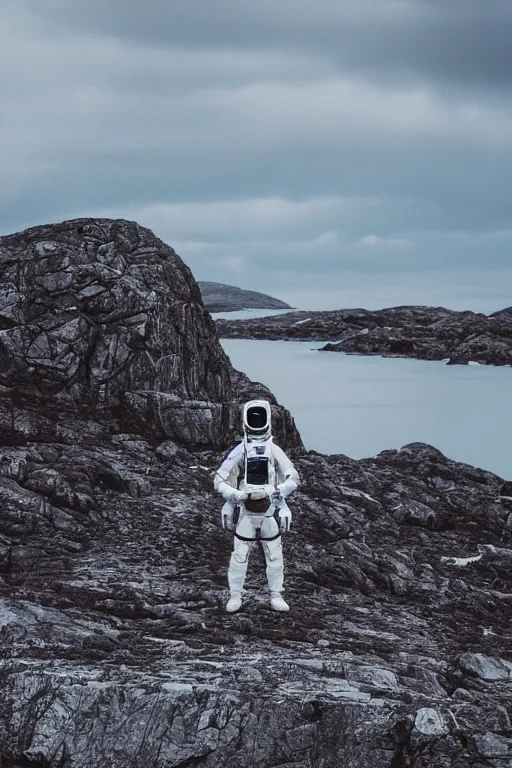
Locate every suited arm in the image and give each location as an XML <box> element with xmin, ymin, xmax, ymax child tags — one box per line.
<box><xmin>213</xmin><ymin>444</ymin><xmax>246</xmax><ymax>503</ymax></box>
<box><xmin>272</xmin><ymin>444</ymin><xmax>299</xmax><ymax>498</ymax></box>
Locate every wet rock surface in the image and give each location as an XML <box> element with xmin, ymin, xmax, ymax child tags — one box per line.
<box><xmin>0</xmin><ymin>221</ymin><xmax>512</xmax><ymax>767</ymax></box>
<box><xmin>216</xmin><ymin>305</ymin><xmax>512</xmax><ymax>366</ymax></box>
<box><xmin>198</xmin><ymin>281</ymin><xmax>291</xmax><ymax>312</ymax></box>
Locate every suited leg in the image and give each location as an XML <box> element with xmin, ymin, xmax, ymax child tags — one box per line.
<box><xmin>228</xmin><ymin>515</ymin><xmax>254</xmax><ymax>595</ymax></box>
<box><xmin>260</xmin><ymin>515</ymin><xmax>284</xmax><ymax>594</ymax></box>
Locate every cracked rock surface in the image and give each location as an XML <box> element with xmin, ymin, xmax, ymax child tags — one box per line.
<box><xmin>0</xmin><ymin>220</ymin><xmax>512</xmax><ymax>767</ymax></box>
<box><xmin>216</xmin><ymin>306</ymin><xmax>512</xmax><ymax>366</ymax></box>
<box><xmin>0</xmin><ymin>218</ymin><xmax>301</xmax><ymax>451</ymax></box>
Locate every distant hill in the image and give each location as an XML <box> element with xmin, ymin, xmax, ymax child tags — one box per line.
<box><xmin>198</xmin><ymin>281</ymin><xmax>292</xmax><ymax>312</ymax></box>
<box><xmin>491</xmin><ymin>306</ymin><xmax>512</xmax><ymax>322</ymax></box>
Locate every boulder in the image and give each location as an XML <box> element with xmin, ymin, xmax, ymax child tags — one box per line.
<box><xmin>459</xmin><ymin>653</ymin><xmax>510</xmax><ymax>682</ymax></box>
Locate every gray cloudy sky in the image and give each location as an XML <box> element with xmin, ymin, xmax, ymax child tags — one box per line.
<box><xmin>1</xmin><ymin>0</ymin><xmax>512</xmax><ymax>310</ymax></box>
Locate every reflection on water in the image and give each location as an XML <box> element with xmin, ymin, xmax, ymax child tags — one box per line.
<box><xmin>221</xmin><ymin>339</ymin><xmax>512</xmax><ymax>480</ymax></box>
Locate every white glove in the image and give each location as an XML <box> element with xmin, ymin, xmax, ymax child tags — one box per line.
<box><xmin>232</xmin><ymin>489</ymin><xmax>247</xmax><ymax>504</ymax></box>
<box><xmin>221</xmin><ymin>502</ymin><xmax>235</xmax><ymax>531</ymax></box>
<box><xmin>271</xmin><ymin>490</ymin><xmax>283</xmax><ymax>507</ymax></box>
<box><xmin>278</xmin><ymin>507</ymin><xmax>292</xmax><ymax>533</ymax></box>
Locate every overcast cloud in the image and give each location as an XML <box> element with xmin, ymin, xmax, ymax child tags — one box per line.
<box><xmin>1</xmin><ymin>0</ymin><xmax>512</xmax><ymax>310</ymax></box>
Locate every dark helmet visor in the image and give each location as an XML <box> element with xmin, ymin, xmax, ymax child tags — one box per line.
<box><xmin>246</xmin><ymin>406</ymin><xmax>268</xmax><ymax>431</ymax></box>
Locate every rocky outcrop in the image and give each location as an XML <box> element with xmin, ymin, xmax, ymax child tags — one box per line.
<box><xmin>1</xmin><ymin>437</ymin><xmax>512</xmax><ymax>767</ymax></box>
<box><xmin>0</xmin><ymin>219</ymin><xmax>301</xmax><ymax>451</ymax></box>
<box><xmin>198</xmin><ymin>281</ymin><xmax>292</xmax><ymax>312</ymax></box>
<box><xmin>216</xmin><ymin>306</ymin><xmax>512</xmax><ymax>366</ymax></box>
<box><xmin>1</xmin><ymin>222</ymin><xmax>512</xmax><ymax>767</ymax></box>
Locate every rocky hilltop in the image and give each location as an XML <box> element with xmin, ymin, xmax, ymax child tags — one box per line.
<box><xmin>216</xmin><ymin>306</ymin><xmax>512</xmax><ymax>366</ymax></box>
<box><xmin>0</xmin><ymin>220</ymin><xmax>512</xmax><ymax>767</ymax></box>
<box><xmin>198</xmin><ymin>281</ymin><xmax>292</xmax><ymax>313</ymax></box>
<box><xmin>0</xmin><ymin>219</ymin><xmax>300</xmax><ymax>450</ymax></box>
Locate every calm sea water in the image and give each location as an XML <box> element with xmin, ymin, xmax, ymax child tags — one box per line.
<box><xmin>212</xmin><ymin>308</ymin><xmax>294</xmax><ymax>321</ymax></box>
<box><xmin>220</xmin><ymin>338</ymin><xmax>512</xmax><ymax>480</ymax></box>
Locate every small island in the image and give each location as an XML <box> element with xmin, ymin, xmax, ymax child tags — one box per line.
<box><xmin>198</xmin><ymin>280</ymin><xmax>292</xmax><ymax>312</ymax></box>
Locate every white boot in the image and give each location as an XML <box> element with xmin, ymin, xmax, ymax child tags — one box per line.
<box><xmin>226</xmin><ymin>593</ymin><xmax>242</xmax><ymax>613</ymax></box>
<box><xmin>270</xmin><ymin>592</ymin><xmax>289</xmax><ymax>612</ymax></box>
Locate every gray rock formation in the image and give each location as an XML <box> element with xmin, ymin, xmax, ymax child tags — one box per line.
<box><xmin>1</xmin><ymin>221</ymin><xmax>512</xmax><ymax>767</ymax></box>
<box><xmin>2</xmin><ymin>436</ymin><xmax>512</xmax><ymax>767</ymax></box>
<box><xmin>198</xmin><ymin>281</ymin><xmax>292</xmax><ymax>312</ymax></box>
<box><xmin>216</xmin><ymin>306</ymin><xmax>512</xmax><ymax>366</ymax></box>
<box><xmin>0</xmin><ymin>219</ymin><xmax>301</xmax><ymax>451</ymax></box>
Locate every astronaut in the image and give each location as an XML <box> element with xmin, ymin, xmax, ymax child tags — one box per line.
<box><xmin>214</xmin><ymin>399</ymin><xmax>299</xmax><ymax>613</ymax></box>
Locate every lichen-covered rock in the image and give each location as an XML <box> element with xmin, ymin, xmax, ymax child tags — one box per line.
<box><xmin>414</xmin><ymin>708</ymin><xmax>448</xmax><ymax>737</ymax></box>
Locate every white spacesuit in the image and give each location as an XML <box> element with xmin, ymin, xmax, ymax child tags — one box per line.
<box><xmin>214</xmin><ymin>399</ymin><xmax>299</xmax><ymax>613</ymax></box>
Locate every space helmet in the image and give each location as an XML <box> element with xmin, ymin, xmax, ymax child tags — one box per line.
<box><xmin>242</xmin><ymin>399</ymin><xmax>272</xmax><ymax>441</ymax></box>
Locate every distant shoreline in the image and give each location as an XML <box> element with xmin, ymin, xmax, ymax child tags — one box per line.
<box><xmin>216</xmin><ymin>305</ymin><xmax>512</xmax><ymax>367</ymax></box>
